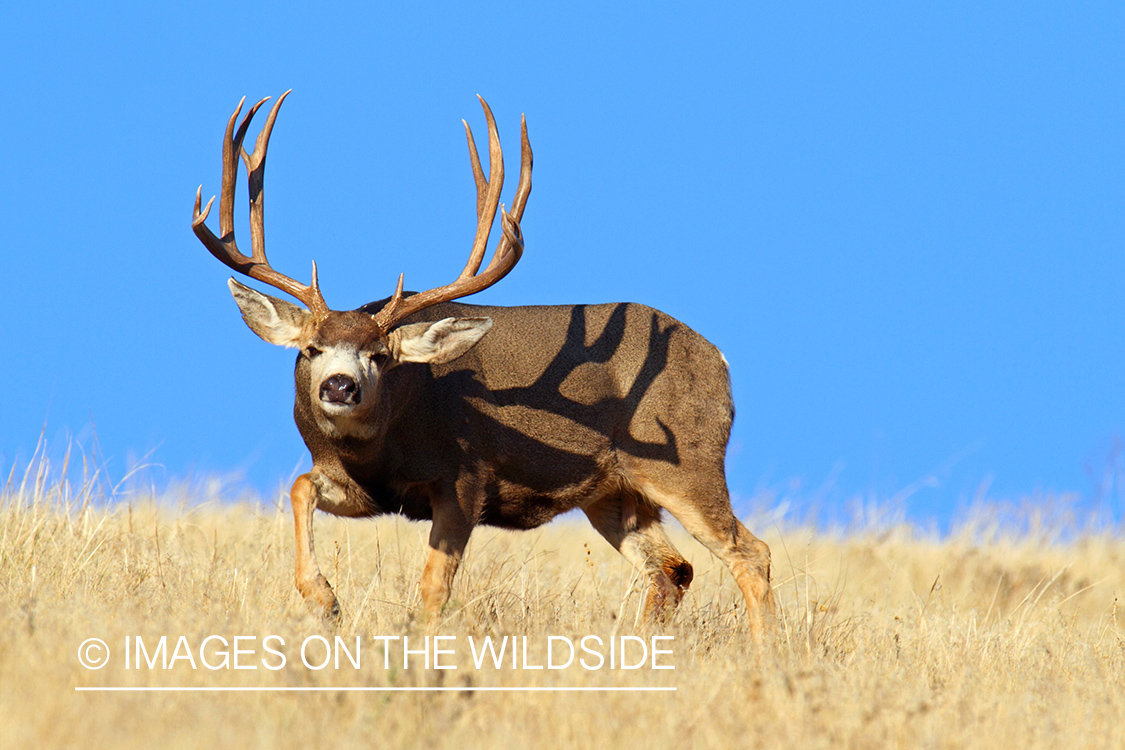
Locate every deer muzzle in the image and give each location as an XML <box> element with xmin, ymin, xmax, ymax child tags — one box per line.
<box><xmin>320</xmin><ymin>374</ymin><xmax>361</xmax><ymax>405</ymax></box>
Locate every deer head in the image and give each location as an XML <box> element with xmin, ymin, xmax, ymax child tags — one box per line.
<box><xmin>192</xmin><ymin>93</ymin><xmax>532</xmax><ymax>438</ymax></box>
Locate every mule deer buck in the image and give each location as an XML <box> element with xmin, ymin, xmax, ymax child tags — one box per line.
<box><xmin>192</xmin><ymin>92</ymin><xmax>775</xmax><ymax>639</ymax></box>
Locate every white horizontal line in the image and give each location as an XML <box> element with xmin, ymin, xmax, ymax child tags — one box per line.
<box><xmin>75</xmin><ymin>686</ymin><xmax>676</xmax><ymax>692</ymax></box>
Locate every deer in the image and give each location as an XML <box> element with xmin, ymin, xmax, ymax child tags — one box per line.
<box><xmin>191</xmin><ymin>92</ymin><xmax>775</xmax><ymax>640</ymax></box>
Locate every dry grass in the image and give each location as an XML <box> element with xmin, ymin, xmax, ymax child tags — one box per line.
<box><xmin>3</xmin><ymin>461</ymin><xmax>1124</xmax><ymax>749</ymax></box>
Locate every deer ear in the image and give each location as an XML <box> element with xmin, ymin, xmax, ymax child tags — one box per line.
<box><xmin>390</xmin><ymin>317</ymin><xmax>493</xmax><ymax>365</ymax></box>
<box><xmin>228</xmin><ymin>278</ymin><xmax>312</xmax><ymax>348</ymax></box>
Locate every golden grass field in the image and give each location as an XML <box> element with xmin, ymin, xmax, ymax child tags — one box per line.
<box><xmin>3</xmin><ymin>461</ymin><xmax>1124</xmax><ymax>749</ymax></box>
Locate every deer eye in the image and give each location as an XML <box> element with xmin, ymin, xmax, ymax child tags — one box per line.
<box><xmin>304</xmin><ymin>346</ymin><xmax>323</xmax><ymax>360</ymax></box>
<box><xmin>368</xmin><ymin>352</ymin><xmax>390</xmax><ymax>368</ymax></box>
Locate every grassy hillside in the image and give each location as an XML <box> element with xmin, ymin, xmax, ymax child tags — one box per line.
<box><xmin>2</xmin><ymin>469</ymin><xmax>1123</xmax><ymax>749</ymax></box>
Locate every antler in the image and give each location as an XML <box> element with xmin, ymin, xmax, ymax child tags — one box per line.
<box><xmin>192</xmin><ymin>91</ymin><xmax>330</xmax><ymax>318</ymax></box>
<box><xmin>373</xmin><ymin>96</ymin><xmax>533</xmax><ymax>333</ymax></box>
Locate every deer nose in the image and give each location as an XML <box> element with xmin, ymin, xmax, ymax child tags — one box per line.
<box><xmin>320</xmin><ymin>374</ymin><xmax>361</xmax><ymax>405</ymax></box>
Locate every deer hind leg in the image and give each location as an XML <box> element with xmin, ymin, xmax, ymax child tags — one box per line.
<box><xmin>632</xmin><ymin>473</ymin><xmax>775</xmax><ymax>643</ymax></box>
<box><xmin>584</xmin><ymin>491</ymin><xmax>694</xmax><ymax>623</ymax></box>
<box><xmin>290</xmin><ymin>473</ymin><xmax>341</xmax><ymax>621</ymax></box>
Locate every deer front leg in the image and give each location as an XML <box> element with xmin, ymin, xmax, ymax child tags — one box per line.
<box><xmin>419</xmin><ymin>499</ymin><xmax>473</xmax><ymax>621</ymax></box>
<box><xmin>291</xmin><ymin>472</ymin><xmax>341</xmax><ymax>621</ymax></box>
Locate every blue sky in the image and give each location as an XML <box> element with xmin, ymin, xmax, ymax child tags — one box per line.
<box><xmin>2</xmin><ymin>3</ymin><xmax>1122</xmax><ymax>526</ymax></box>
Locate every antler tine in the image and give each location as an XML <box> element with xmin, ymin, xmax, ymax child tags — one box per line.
<box><xmin>464</xmin><ymin>118</ymin><xmax>488</xmax><ymax>220</ymax></box>
<box><xmin>509</xmin><ymin>115</ymin><xmax>533</xmax><ymax>224</ymax></box>
<box><xmin>376</xmin><ymin>273</ymin><xmax>407</xmax><ymax>329</ymax></box>
<box><xmin>372</xmin><ymin>98</ymin><xmax>530</xmax><ymax>334</ymax></box>
<box><xmin>192</xmin><ymin>91</ymin><xmax>329</xmax><ymax>318</ymax></box>
<box><xmin>492</xmin><ymin>205</ymin><xmax>525</xmax><ymax>273</ymax></box>
<box><xmin>459</xmin><ymin>95</ymin><xmax>505</xmax><ymax>280</ymax></box>
<box><xmin>218</xmin><ymin>97</ymin><xmax>267</xmax><ymax>239</ymax></box>
<box><xmin>486</xmin><ymin>115</ymin><xmax>533</xmax><ymax>272</ymax></box>
<box><xmin>242</xmin><ymin>90</ymin><xmax>289</xmax><ymax>267</ymax></box>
